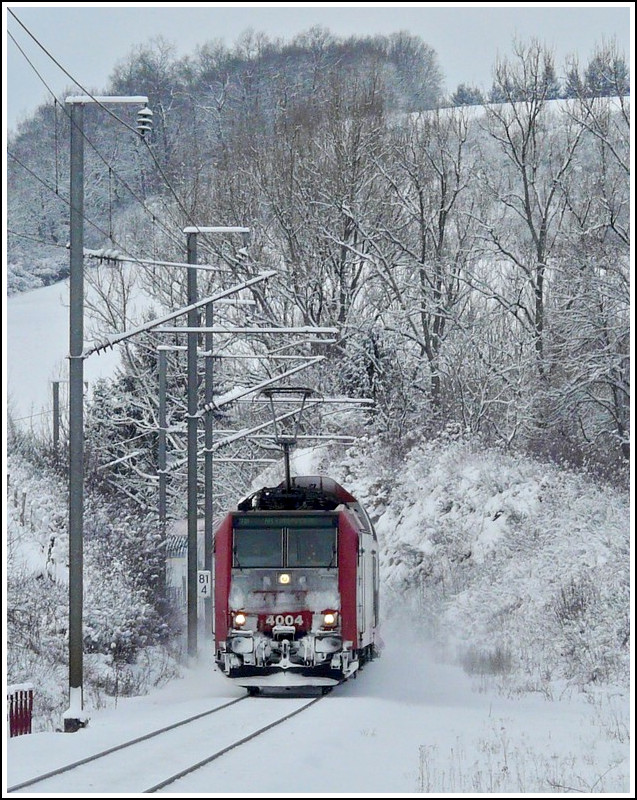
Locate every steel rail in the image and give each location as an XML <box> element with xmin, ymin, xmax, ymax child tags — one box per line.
<box><xmin>144</xmin><ymin>695</ymin><xmax>324</xmax><ymax>793</ymax></box>
<box><xmin>6</xmin><ymin>696</ymin><xmax>247</xmax><ymax>793</ymax></box>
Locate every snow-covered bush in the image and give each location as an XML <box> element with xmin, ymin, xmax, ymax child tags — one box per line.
<box><xmin>6</xmin><ymin>426</ymin><xmax>183</xmax><ymax>731</ymax></box>
<box><xmin>7</xmin><ymin>255</ymin><xmax>69</xmax><ymax>296</ymax></box>
<box><xmin>327</xmin><ymin>433</ymin><xmax>630</xmax><ymax>695</ymax></box>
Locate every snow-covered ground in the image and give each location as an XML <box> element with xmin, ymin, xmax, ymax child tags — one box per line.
<box><xmin>6</xmin><ymin>260</ymin><xmax>157</xmax><ymax>433</ymax></box>
<box><xmin>6</xmin><ymin>280</ymin><xmax>123</xmax><ymax>432</ymax></box>
<box><xmin>6</xmin><ymin>617</ymin><xmax>631</xmax><ymax>795</ymax></box>
<box><xmin>5</xmin><ymin>435</ymin><xmax>632</xmax><ymax>795</ymax></box>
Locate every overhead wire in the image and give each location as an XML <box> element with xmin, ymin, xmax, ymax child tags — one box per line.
<box><xmin>8</xmin><ymin>149</ymin><xmax>111</xmax><ymax>241</ymax></box>
<box><xmin>7</xmin><ymin>229</ymin><xmax>68</xmax><ymax>248</ymax></box>
<box><xmin>9</xmin><ymin>13</ymin><xmax>253</xmax><ymax>296</ymax></box>
<box><xmin>7</xmin><ymin>29</ymin><xmax>61</xmax><ymax>116</ymax></box>
<box><xmin>8</xmin><ymin>147</ymin><xmax>182</xmax><ymax>282</ymax></box>
<box><xmin>77</xmin><ymin>128</ymin><xmax>188</xmax><ymax>257</ymax></box>
<box><xmin>8</xmin><ymin>11</ymin><xmax>276</xmax><ymax>441</ymax></box>
<box><xmin>8</xmin><ymin>15</ymin><xmax>293</xmax><ymax>506</ymax></box>
<box><xmin>8</xmin><ymin>8</ymin><xmax>141</xmax><ymax>138</ymax></box>
<box><xmin>10</xmin><ymin>409</ymin><xmax>52</xmax><ymax>422</ymax></box>
<box><xmin>9</xmin><ymin>10</ymin><xmax>261</xmax><ymax>281</ymax></box>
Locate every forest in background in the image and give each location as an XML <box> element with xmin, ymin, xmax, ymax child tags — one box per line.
<box><xmin>7</xmin><ymin>31</ymin><xmax>630</xmax><ymax>483</ymax></box>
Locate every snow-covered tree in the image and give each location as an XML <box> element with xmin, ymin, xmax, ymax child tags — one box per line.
<box><xmin>450</xmin><ymin>84</ymin><xmax>485</xmax><ymax>107</ymax></box>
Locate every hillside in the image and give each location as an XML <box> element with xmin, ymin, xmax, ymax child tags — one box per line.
<box><xmin>336</xmin><ymin>435</ymin><xmax>630</xmax><ymax>692</ymax></box>
<box><xmin>272</xmin><ymin>433</ymin><xmax>630</xmax><ymax>694</ymax></box>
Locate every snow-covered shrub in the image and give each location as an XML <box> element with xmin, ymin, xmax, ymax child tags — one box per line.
<box><xmin>7</xmin><ymin>255</ymin><xmax>69</xmax><ymax>296</ymax></box>
<box><xmin>331</xmin><ymin>325</ymin><xmax>425</xmax><ymax>441</ymax></box>
<box><xmin>326</xmin><ymin>433</ymin><xmax>630</xmax><ymax>695</ymax></box>
<box><xmin>459</xmin><ymin>645</ymin><xmax>513</xmax><ymax>677</ymax></box>
<box><xmin>6</xmin><ymin>428</ymin><xmax>184</xmax><ymax>730</ymax></box>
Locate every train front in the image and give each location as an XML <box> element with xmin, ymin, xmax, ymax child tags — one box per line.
<box><xmin>214</xmin><ymin>509</ymin><xmax>359</xmax><ymax>689</ymax></box>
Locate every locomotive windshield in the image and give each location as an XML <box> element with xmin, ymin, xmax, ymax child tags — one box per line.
<box><xmin>287</xmin><ymin>528</ymin><xmax>335</xmax><ymax>567</ymax></box>
<box><xmin>233</xmin><ymin>513</ymin><xmax>337</xmax><ymax>569</ymax></box>
<box><xmin>233</xmin><ymin>528</ymin><xmax>282</xmax><ymax>568</ymax></box>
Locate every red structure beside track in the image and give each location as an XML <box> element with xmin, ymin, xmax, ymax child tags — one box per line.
<box><xmin>8</xmin><ymin>684</ymin><xmax>34</xmax><ymax>737</ymax></box>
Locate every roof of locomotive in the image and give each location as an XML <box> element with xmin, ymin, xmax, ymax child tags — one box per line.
<box><xmin>235</xmin><ymin>475</ymin><xmax>377</xmax><ymax>541</ymax></box>
<box><xmin>236</xmin><ymin>475</ymin><xmax>357</xmax><ymax>512</ymax></box>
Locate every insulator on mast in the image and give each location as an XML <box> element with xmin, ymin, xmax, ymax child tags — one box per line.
<box><xmin>137</xmin><ymin>105</ymin><xmax>153</xmax><ymax>136</ymax></box>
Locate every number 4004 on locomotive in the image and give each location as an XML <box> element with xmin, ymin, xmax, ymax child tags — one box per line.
<box><xmin>213</xmin><ymin>475</ymin><xmax>381</xmax><ymax>693</ymax></box>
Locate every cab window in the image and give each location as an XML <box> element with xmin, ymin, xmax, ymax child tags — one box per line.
<box><xmin>287</xmin><ymin>528</ymin><xmax>336</xmax><ymax>567</ymax></box>
<box><xmin>233</xmin><ymin>528</ymin><xmax>282</xmax><ymax>567</ymax></box>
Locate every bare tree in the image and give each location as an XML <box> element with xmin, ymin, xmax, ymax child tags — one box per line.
<box><xmin>477</xmin><ymin>39</ymin><xmax>585</xmax><ymax>377</ymax></box>
<box><xmin>368</xmin><ymin>106</ymin><xmax>476</xmax><ymax>411</ymax></box>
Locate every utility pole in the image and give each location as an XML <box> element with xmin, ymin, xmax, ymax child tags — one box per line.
<box><xmin>52</xmin><ymin>381</ymin><xmax>60</xmax><ymax>452</ymax></box>
<box><xmin>158</xmin><ymin>347</ymin><xmax>168</xmax><ymax>532</ymax></box>
<box><xmin>65</xmin><ymin>98</ymin><xmax>85</xmax><ymax>732</ymax></box>
<box><xmin>64</xmin><ymin>95</ymin><xmax>149</xmax><ymax>732</ymax></box>
<box><xmin>182</xmin><ymin>226</ymin><xmax>250</xmax><ymax>659</ymax></box>
<box><xmin>186</xmin><ymin>231</ymin><xmax>199</xmax><ymax>660</ymax></box>
<box><xmin>204</xmin><ymin>300</ymin><xmax>214</xmax><ymax>638</ymax></box>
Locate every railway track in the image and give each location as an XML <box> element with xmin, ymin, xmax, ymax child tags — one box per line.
<box><xmin>8</xmin><ymin>694</ymin><xmax>324</xmax><ymax>794</ymax></box>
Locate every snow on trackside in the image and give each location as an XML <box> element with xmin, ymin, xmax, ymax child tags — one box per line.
<box><xmin>5</xmin><ymin>434</ymin><xmax>631</xmax><ymax>793</ymax></box>
<box><xmin>307</xmin><ymin>433</ymin><xmax>630</xmax><ymax>691</ymax></box>
<box><xmin>6</xmin><ymin>451</ymin><xmax>69</xmax><ymax>582</ymax></box>
<box><xmin>6</xmin><ymin>618</ymin><xmax>631</xmax><ymax>794</ymax></box>
<box><xmin>5</xmin><ymin>272</ymin><xmax>631</xmax><ymax>793</ymax></box>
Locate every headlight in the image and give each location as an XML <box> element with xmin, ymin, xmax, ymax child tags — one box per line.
<box><xmin>233</xmin><ymin>612</ymin><xmax>247</xmax><ymax>627</ymax></box>
<box><xmin>323</xmin><ymin>611</ymin><xmax>338</xmax><ymax>627</ymax></box>
<box><xmin>278</xmin><ymin>573</ymin><xmax>291</xmax><ymax>585</ymax></box>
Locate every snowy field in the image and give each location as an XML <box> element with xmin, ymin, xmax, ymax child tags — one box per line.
<box><xmin>6</xmin><ymin>258</ymin><xmax>157</xmax><ymax>433</ymax></box>
<box><xmin>6</xmin><ymin>618</ymin><xmax>631</xmax><ymax>795</ymax></box>
<box><xmin>6</xmin><ymin>279</ymin><xmax>123</xmax><ymax>432</ymax></box>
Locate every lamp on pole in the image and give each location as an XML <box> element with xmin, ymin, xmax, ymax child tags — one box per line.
<box><xmin>64</xmin><ymin>95</ymin><xmax>149</xmax><ymax>732</ymax></box>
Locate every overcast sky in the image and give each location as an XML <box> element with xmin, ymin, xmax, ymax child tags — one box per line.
<box><xmin>3</xmin><ymin>3</ymin><xmax>633</xmax><ymax>132</ymax></box>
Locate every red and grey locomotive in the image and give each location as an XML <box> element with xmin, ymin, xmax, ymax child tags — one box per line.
<box><xmin>214</xmin><ymin>474</ymin><xmax>380</xmax><ymax>692</ymax></box>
